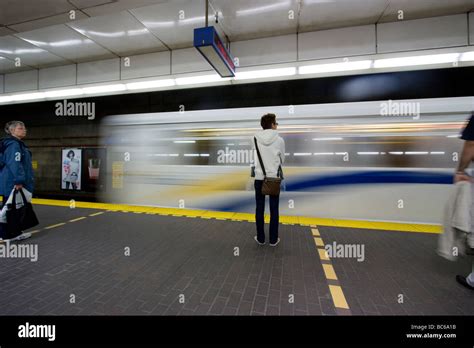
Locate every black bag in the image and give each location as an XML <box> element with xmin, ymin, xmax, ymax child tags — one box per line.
<box><xmin>254</xmin><ymin>137</ymin><xmax>282</xmax><ymax>196</ymax></box>
<box><xmin>6</xmin><ymin>189</ymin><xmax>39</xmax><ymax>234</ymax></box>
<box><xmin>0</xmin><ymin>221</ymin><xmax>14</xmax><ymax>240</ymax></box>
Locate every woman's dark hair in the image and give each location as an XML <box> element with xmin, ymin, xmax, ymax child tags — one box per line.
<box><xmin>260</xmin><ymin>113</ymin><xmax>276</xmax><ymax>130</ymax></box>
<box><xmin>67</xmin><ymin>150</ymin><xmax>75</xmax><ymax>159</ymax></box>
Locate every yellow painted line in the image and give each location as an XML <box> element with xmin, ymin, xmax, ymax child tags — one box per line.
<box><xmin>31</xmin><ymin>198</ymin><xmax>441</xmax><ymax>234</ymax></box>
<box><xmin>89</xmin><ymin>212</ymin><xmax>104</xmax><ymax>217</ymax></box>
<box><xmin>329</xmin><ymin>285</ymin><xmax>350</xmax><ymax>309</ymax></box>
<box><xmin>329</xmin><ymin>218</ymin><xmax>441</xmax><ymax>234</ymax></box>
<box><xmin>322</xmin><ymin>264</ymin><xmax>338</xmax><ymax>280</ymax></box>
<box><xmin>280</xmin><ymin>215</ymin><xmax>299</xmax><ymax>225</ymax></box>
<box><xmin>314</xmin><ymin>237</ymin><xmax>324</xmax><ymax>247</ymax></box>
<box><xmin>45</xmin><ymin>222</ymin><xmax>66</xmax><ymax>229</ymax></box>
<box><xmin>29</xmin><ymin>229</ymin><xmax>41</xmax><ymax>234</ymax></box>
<box><xmin>318</xmin><ymin>248</ymin><xmax>330</xmax><ymax>260</ymax></box>
<box><xmin>69</xmin><ymin>217</ymin><xmax>86</xmax><ymax>222</ymax></box>
<box><xmin>311</xmin><ymin>225</ymin><xmax>349</xmax><ymax>312</ymax></box>
<box><xmin>232</xmin><ymin>212</ymin><xmax>254</xmax><ymax>222</ymax></box>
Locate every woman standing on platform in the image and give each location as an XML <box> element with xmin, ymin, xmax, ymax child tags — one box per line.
<box><xmin>0</xmin><ymin>120</ymin><xmax>34</xmax><ymax>241</ymax></box>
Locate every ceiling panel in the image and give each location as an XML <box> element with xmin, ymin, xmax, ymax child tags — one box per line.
<box><xmin>131</xmin><ymin>0</ymin><xmax>218</xmax><ymax>49</ymax></box>
<box><xmin>211</xmin><ymin>0</ymin><xmax>299</xmax><ymax>41</ymax></box>
<box><xmin>69</xmin><ymin>0</ymin><xmax>114</xmax><ymax>9</ymax></box>
<box><xmin>0</xmin><ymin>26</ymin><xmax>16</xmax><ymax>37</ymax></box>
<box><xmin>0</xmin><ymin>56</ymin><xmax>33</xmax><ymax>74</ymax></box>
<box><xmin>82</xmin><ymin>0</ymin><xmax>168</xmax><ymax>16</ymax></box>
<box><xmin>0</xmin><ymin>0</ymin><xmax>74</xmax><ymax>26</ymax></box>
<box><xmin>9</xmin><ymin>10</ymin><xmax>89</xmax><ymax>33</ymax></box>
<box><xmin>68</xmin><ymin>11</ymin><xmax>167</xmax><ymax>56</ymax></box>
<box><xmin>299</xmin><ymin>0</ymin><xmax>388</xmax><ymax>32</ymax></box>
<box><xmin>16</xmin><ymin>24</ymin><xmax>116</xmax><ymax>62</ymax></box>
<box><xmin>0</xmin><ymin>35</ymin><xmax>67</xmax><ymax>67</ymax></box>
<box><xmin>379</xmin><ymin>0</ymin><xmax>474</xmax><ymax>22</ymax></box>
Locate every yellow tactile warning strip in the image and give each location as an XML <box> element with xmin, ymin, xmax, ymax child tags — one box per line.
<box><xmin>311</xmin><ymin>226</ymin><xmax>351</xmax><ymax>315</ymax></box>
<box><xmin>31</xmin><ymin>198</ymin><xmax>442</xmax><ymax>234</ymax></box>
<box><xmin>0</xmin><ymin>209</ymin><xmax>108</xmax><ymax>244</ymax></box>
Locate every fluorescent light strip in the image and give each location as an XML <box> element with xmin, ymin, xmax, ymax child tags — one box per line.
<box><xmin>11</xmin><ymin>92</ymin><xmax>45</xmax><ymax>101</ymax></box>
<box><xmin>300</xmin><ymin>60</ymin><xmax>372</xmax><ymax>74</ymax></box>
<box><xmin>184</xmin><ymin>154</ymin><xmax>200</xmax><ymax>157</ymax></box>
<box><xmin>174</xmin><ymin>140</ymin><xmax>196</xmax><ymax>143</ymax></box>
<box><xmin>0</xmin><ymin>96</ymin><xmax>13</xmax><ymax>103</ymax></box>
<box><xmin>460</xmin><ymin>51</ymin><xmax>474</xmax><ymax>62</ymax></box>
<box><xmin>82</xmin><ymin>84</ymin><xmax>126</xmax><ymax>94</ymax></box>
<box><xmin>175</xmin><ymin>74</ymin><xmax>223</xmax><ymax>85</ymax></box>
<box><xmin>235</xmin><ymin>67</ymin><xmax>296</xmax><ymax>80</ymax></box>
<box><xmin>126</xmin><ymin>79</ymin><xmax>175</xmax><ymax>90</ymax></box>
<box><xmin>314</xmin><ymin>152</ymin><xmax>334</xmax><ymax>155</ymax></box>
<box><xmin>374</xmin><ymin>53</ymin><xmax>459</xmax><ymax>68</ymax></box>
<box><xmin>294</xmin><ymin>153</ymin><xmax>312</xmax><ymax>156</ymax></box>
<box><xmin>405</xmin><ymin>151</ymin><xmax>429</xmax><ymax>155</ymax></box>
<box><xmin>388</xmin><ymin>152</ymin><xmax>404</xmax><ymax>155</ymax></box>
<box><xmin>313</xmin><ymin>137</ymin><xmax>343</xmax><ymax>141</ymax></box>
<box><xmin>357</xmin><ymin>152</ymin><xmax>379</xmax><ymax>155</ymax></box>
<box><xmin>44</xmin><ymin>88</ymin><xmax>83</xmax><ymax>98</ymax></box>
<box><xmin>430</xmin><ymin>151</ymin><xmax>445</xmax><ymax>155</ymax></box>
<box><xmin>2</xmin><ymin>49</ymin><xmax>474</xmax><ymax>105</ymax></box>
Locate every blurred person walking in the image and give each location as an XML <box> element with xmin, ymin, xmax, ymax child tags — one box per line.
<box><xmin>453</xmin><ymin>113</ymin><xmax>474</xmax><ymax>290</ymax></box>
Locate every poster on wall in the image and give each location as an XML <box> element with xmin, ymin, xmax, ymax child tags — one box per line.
<box><xmin>61</xmin><ymin>148</ymin><xmax>82</xmax><ymax>190</ymax></box>
<box><xmin>81</xmin><ymin>148</ymin><xmax>107</xmax><ymax>192</ymax></box>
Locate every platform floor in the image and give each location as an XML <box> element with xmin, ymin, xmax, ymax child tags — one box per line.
<box><xmin>0</xmin><ymin>203</ymin><xmax>472</xmax><ymax>316</ymax></box>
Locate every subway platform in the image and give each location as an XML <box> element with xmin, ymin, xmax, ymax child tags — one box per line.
<box><xmin>0</xmin><ymin>200</ymin><xmax>473</xmax><ymax>316</ymax></box>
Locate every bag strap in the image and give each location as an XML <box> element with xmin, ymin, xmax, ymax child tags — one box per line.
<box><xmin>11</xmin><ymin>188</ymin><xmax>27</xmax><ymax>210</ymax></box>
<box><xmin>254</xmin><ymin>137</ymin><xmax>267</xmax><ymax>178</ymax></box>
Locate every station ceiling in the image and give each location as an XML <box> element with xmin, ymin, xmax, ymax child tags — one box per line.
<box><xmin>0</xmin><ymin>0</ymin><xmax>473</xmax><ymax>73</ymax></box>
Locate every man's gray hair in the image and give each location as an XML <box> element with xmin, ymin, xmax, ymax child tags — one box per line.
<box><xmin>4</xmin><ymin>121</ymin><xmax>25</xmax><ymax>135</ymax></box>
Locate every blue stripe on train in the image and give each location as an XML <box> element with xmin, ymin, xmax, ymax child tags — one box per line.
<box><xmin>214</xmin><ymin>170</ymin><xmax>453</xmax><ymax>212</ymax></box>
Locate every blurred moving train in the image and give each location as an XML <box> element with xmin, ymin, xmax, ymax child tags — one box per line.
<box><xmin>99</xmin><ymin>96</ymin><xmax>474</xmax><ymax>225</ymax></box>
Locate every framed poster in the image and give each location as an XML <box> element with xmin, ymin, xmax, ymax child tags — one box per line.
<box><xmin>61</xmin><ymin>148</ymin><xmax>82</xmax><ymax>190</ymax></box>
<box><xmin>81</xmin><ymin>148</ymin><xmax>107</xmax><ymax>192</ymax></box>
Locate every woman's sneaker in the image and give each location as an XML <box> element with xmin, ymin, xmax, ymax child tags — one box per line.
<box><xmin>269</xmin><ymin>238</ymin><xmax>280</xmax><ymax>247</ymax></box>
<box><xmin>12</xmin><ymin>232</ymin><xmax>32</xmax><ymax>241</ymax></box>
<box><xmin>456</xmin><ymin>275</ymin><xmax>474</xmax><ymax>290</ymax></box>
<box><xmin>254</xmin><ymin>236</ymin><xmax>265</xmax><ymax>245</ymax></box>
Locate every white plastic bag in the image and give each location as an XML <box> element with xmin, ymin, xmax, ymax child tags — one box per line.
<box><xmin>0</xmin><ymin>188</ymin><xmax>33</xmax><ymax>223</ymax></box>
